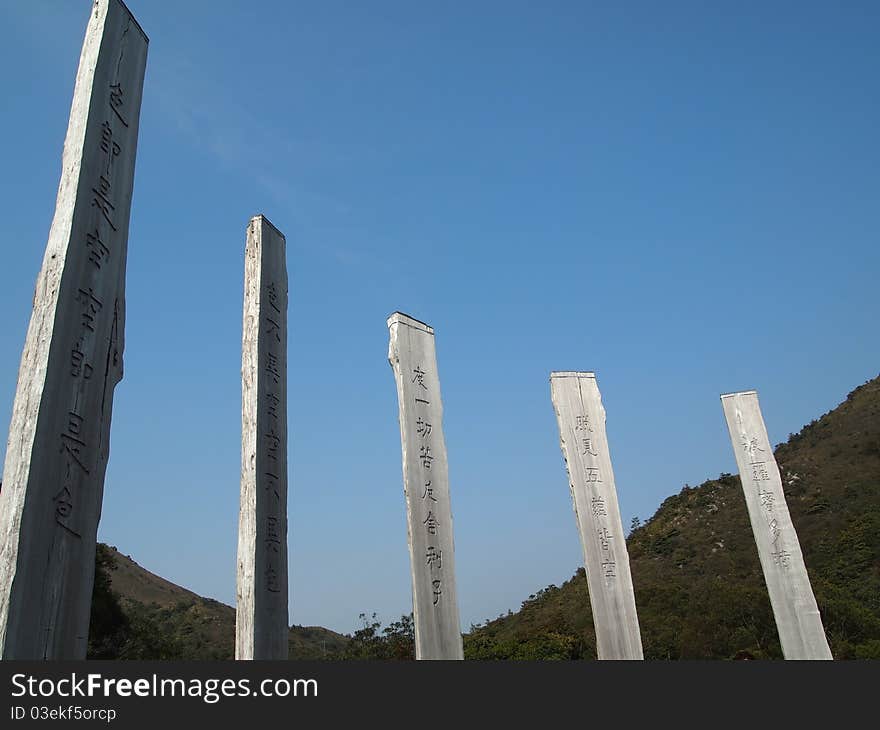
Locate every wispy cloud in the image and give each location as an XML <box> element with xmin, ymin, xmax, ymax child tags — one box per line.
<box><xmin>146</xmin><ymin>50</ymin><xmax>375</xmax><ymax>267</ymax></box>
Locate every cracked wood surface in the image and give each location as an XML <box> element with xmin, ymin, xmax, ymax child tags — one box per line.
<box><xmin>0</xmin><ymin>0</ymin><xmax>147</xmax><ymax>659</ymax></box>
<box><xmin>236</xmin><ymin>215</ymin><xmax>289</xmax><ymax>660</ymax></box>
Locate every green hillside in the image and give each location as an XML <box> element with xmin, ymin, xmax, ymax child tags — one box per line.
<box><xmin>88</xmin><ymin>545</ymin><xmax>348</xmax><ymax>660</ymax></box>
<box><xmin>88</xmin><ymin>374</ymin><xmax>879</xmax><ymax>659</ymax></box>
<box><xmin>464</xmin><ymin>375</ymin><xmax>880</xmax><ymax>659</ymax></box>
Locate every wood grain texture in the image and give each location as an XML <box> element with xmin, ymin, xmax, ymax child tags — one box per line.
<box><xmin>721</xmin><ymin>391</ymin><xmax>832</xmax><ymax>659</ymax></box>
<box><xmin>0</xmin><ymin>0</ymin><xmax>147</xmax><ymax>659</ymax></box>
<box><xmin>550</xmin><ymin>372</ymin><xmax>643</xmax><ymax>659</ymax></box>
<box><xmin>236</xmin><ymin>215</ymin><xmax>289</xmax><ymax>660</ymax></box>
<box><xmin>388</xmin><ymin>313</ymin><xmax>463</xmax><ymax>660</ymax></box>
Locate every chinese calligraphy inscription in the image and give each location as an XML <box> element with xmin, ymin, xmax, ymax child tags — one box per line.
<box><xmin>550</xmin><ymin>372</ymin><xmax>643</xmax><ymax>659</ymax></box>
<box><xmin>236</xmin><ymin>215</ymin><xmax>288</xmax><ymax>660</ymax></box>
<box><xmin>720</xmin><ymin>390</ymin><xmax>832</xmax><ymax>659</ymax></box>
<box><xmin>0</xmin><ymin>0</ymin><xmax>147</xmax><ymax>660</ymax></box>
<box><xmin>387</xmin><ymin>312</ymin><xmax>463</xmax><ymax>659</ymax></box>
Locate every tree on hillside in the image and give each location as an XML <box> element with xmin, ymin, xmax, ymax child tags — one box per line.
<box><xmin>88</xmin><ymin>544</ymin><xmax>179</xmax><ymax>659</ymax></box>
<box><xmin>342</xmin><ymin>613</ymin><xmax>415</xmax><ymax>660</ymax></box>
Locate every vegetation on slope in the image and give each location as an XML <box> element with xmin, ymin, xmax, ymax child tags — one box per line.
<box><xmin>88</xmin><ymin>375</ymin><xmax>879</xmax><ymax>659</ymax></box>
<box><xmin>464</xmin><ymin>375</ymin><xmax>880</xmax><ymax>659</ymax></box>
<box><xmin>87</xmin><ymin>544</ymin><xmax>348</xmax><ymax>660</ymax></box>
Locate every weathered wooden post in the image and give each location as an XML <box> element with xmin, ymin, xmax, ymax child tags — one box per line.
<box><xmin>387</xmin><ymin>313</ymin><xmax>463</xmax><ymax>659</ymax></box>
<box><xmin>0</xmin><ymin>0</ymin><xmax>148</xmax><ymax>660</ymax></box>
<box><xmin>720</xmin><ymin>390</ymin><xmax>832</xmax><ymax>659</ymax></box>
<box><xmin>550</xmin><ymin>372</ymin><xmax>643</xmax><ymax>659</ymax></box>
<box><xmin>236</xmin><ymin>215</ymin><xmax>289</xmax><ymax>659</ymax></box>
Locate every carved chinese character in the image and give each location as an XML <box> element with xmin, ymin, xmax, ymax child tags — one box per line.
<box><xmin>265</xmin><ymin>392</ymin><xmax>280</xmax><ymax>422</ymax></box>
<box><xmin>750</xmin><ymin>461</ymin><xmax>770</xmax><ymax>481</ymax></box>
<box><xmin>265</xmin><ymin>351</ymin><xmax>280</xmax><ymax>384</ymax></box>
<box><xmin>419</xmin><ymin>445</ymin><xmax>434</xmax><ymax>469</ymax></box>
<box><xmin>76</xmin><ymin>288</ymin><xmax>103</xmax><ymax>333</ymax></box>
<box><xmin>422</xmin><ymin>481</ymin><xmax>437</xmax><ymax>502</ymax></box>
<box><xmin>99</xmin><ymin>120</ymin><xmax>121</xmax><ymax>173</ymax></box>
<box><xmin>769</xmin><ymin>518</ymin><xmax>781</xmax><ymax>544</ymax></box>
<box><xmin>759</xmin><ymin>489</ymin><xmax>775</xmax><ymax>512</ymax></box>
<box><xmin>91</xmin><ymin>175</ymin><xmax>117</xmax><ymax>231</ymax></box>
<box><xmin>601</xmin><ymin>560</ymin><xmax>616</xmax><ymax>578</ymax></box>
<box><xmin>265</xmin><ymin>565</ymin><xmax>281</xmax><ymax>593</ymax></box>
<box><xmin>432</xmin><ymin>579</ymin><xmax>442</xmax><ymax>606</ymax></box>
<box><xmin>582</xmin><ymin>438</ymin><xmax>598</xmax><ymax>456</ymax></box>
<box><xmin>53</xmin><ymin>486</ymin><xmax>74</xmax><ymax>520</ymax></box>
<box><xmin>108</xmin><ymin>82</ymin><xmax>128</xmax><ymax>127</ymax></box>
<box><xmin>66</xmin><ymin>411</ymin><xmax>84</xmax><ymax>438</ymax></box>
<box><xmin>265</xmin><ymin>516</ymin><xmax>281</xmax><ymax>554</ymax></box>
<box><xmin>70</xmin><ymin>339</ymin><xmax>93</xmax><ymax>380</ymax></box>
<box><xmin>741</xmin><ymin>435</ymin><xmax>765</xmax><ymax>460</ymax></box>
<box><xmin>265</xmin><ymin>428</ymin><xmax>280</xmax><ymax>464</ymax></box>
<box><xmin>265</xmin><ymin>316</ymin><xmax>281</xmax><ymax>343</ymax></box>
<box><xmin>591</xmin><ymin>496</ymin><xmax>607</xmax><ymax>518</ymax></box>
<box><xmin>266</xmin><ymin>282</ymin><xmax>282</xmax><ymax>313</ymax></box>
<box><xmin>416</xmin><ymin>417</ymin><xmax>432</xmax><ymax>437</ymax></box>
<box><xmin>423</xmin><ymin>511</ymin><xmax>438</xmax><ymax>535</ymax></box>
<box><xmin>85</xmin><ymin>229</ymin><xmax>110</xmax><ymax>269</ymax></box>
<box><xmin>264</xmin><ymin>471</ymin><xmax>281</xmax><ymax>501</ymax></box>
<box><xmin>52</xmin><ymin>485</ymin><xmax>81</xmax><ymax>538</ymax></box>
<box><xmin>585</xmin><ymin>467</ymin><xmax>602</xmax><ymax>483</ymax></box>
<box><xmin>597</xmin><ymin>527</ymin><xmax>612</xmax><ymax>551</ymax></box>
<box><xmin>426</xmin><ymin>547</ymin><xmax>442</xmax><ymax>570</ymax></box>
<box><xmin>575</xmin><ymin>415</ymin><xmax>593</xmax><ymax>432</ymax></box>
<box><xmin>771</xmin><ymin>549</ymin><xmax>791</xmax><ymax>569</ymax></box>
<box><xmin>411</xmin><ymin>366</ymin><xmax>427</xmax><ymax>390</ymax></box>
<box><xmin>61</xmin><ymin>434</ymin><xmax>89</xmax><ymax>476</ymax></box>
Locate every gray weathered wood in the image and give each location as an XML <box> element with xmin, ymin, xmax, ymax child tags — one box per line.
<box><xmin>0</xmin><ymin>0</ymin><xmax>147</xmax><ymax>660</ymax></box>
<box><xmin>387</xmin><ymin>313</ymin><xmax>463</xmax><ymax>660</ymax></box>
<box><xmin>550</xmin><ymin>372</ymin><xmax>643</xmax><ymax>659</ymax></box>
<box><xmin>720</xmin><ymin>390</ymin><xmax>832</xmax><ymax>659</ymax></box>
<box><xmin>236</xmin><ymin>215</ymin><xmax>289</xmax><ymax>660</ymax></box>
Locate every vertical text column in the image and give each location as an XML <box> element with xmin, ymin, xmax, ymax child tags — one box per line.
<box><xmin>550</xmin><ymin>372</ymin><xmax>643</xmax><ymax>659</ymax></box>
<box><xmin>0</xmin><ymin>0</ymin><xmax>148</xmax><ymax>659</ymax></box>
<box><xmin>388</xmin><ymin>313</ymin><xmax>463</xmax><ymax>660</ymax></box>
<box><xmin>237</xmin><ymin>215</ymin><xmax>289</xmax><ymax>659</ymax></box>
<box><xmin>721</xmin><ymin>390</ymin><xmax>831</xmax><ymax>659</ymax></box>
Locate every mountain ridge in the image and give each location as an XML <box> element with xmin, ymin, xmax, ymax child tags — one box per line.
<box><xmin>464</xmin><ymin>374</ymin><xmax>880</xmax><ymax>659</ymax></box>
<box><xmin>90</xmin><ymin>374</ymin><xmax>880</xmax><ymax>659</ymax></box>
<box><xmin>90</xmin><ymin>544</ymin><xmax>349</xmax><ymax>659</ymax></box>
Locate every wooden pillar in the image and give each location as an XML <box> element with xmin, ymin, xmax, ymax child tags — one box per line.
<box><xmin>0</xmin><ymin>0</ymin><xmax>148</xmax><ymax>660</ymax></box>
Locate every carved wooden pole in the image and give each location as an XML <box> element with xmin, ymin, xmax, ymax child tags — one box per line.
<box><xmin>0</xmin><ymin>0</ymin><xmax>147</xmax><ymax>660</ymax></box>
<box><xmin>388</xmin><ymin>313</ymin><xmax>463</xmax><ymax>659</ymax></box>
<box><xmin>550</xmin><ymin>372</ymin><xmax>643</xmax><ymax>659</ymax></box>
<box><xmin>236</xmin><ymin>215</ymin><xmax>289</xmax><ymax>660</ymax></box>
<box><xmin>721</xmin><ymin>390</ymin><xmax>832</xmax><ymax>659</ymax></box>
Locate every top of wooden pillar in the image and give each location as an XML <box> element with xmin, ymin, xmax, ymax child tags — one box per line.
<box><xmin>249</xmin><ymin>213</ymin><xmax>286</xmax><ymax>240</ymax></box>
<box><xmin>720</xmin><ymin>389</ymin><xmax>759</xmax><ymax>399</ymax></box>
<box><xmin>108</xmin><ymin>0</ymin><xmax>150</xmax><ymax>42</ymax></box>
<box><xmin>387</xmin><ymin>311</ymin><xmax>433</xmax><ymax>334</ymax></box>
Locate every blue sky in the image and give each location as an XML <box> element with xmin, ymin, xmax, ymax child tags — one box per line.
<box><xmin>0</xmin><ymin>0</ymin><xmax>877</xmax><ymax>635</ymax></box>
